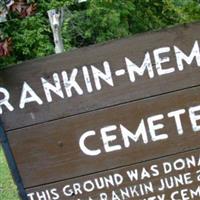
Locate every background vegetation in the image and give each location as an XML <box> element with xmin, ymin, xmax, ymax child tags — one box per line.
<box><xmin>1</xmin><ymin>0</ymin><xmax>200</xmax><ymax>69</ymax></box>
<box><xmin>0</xmin><ymin>148</ymin><xmax>18</xmax><ymax>200</ymax></box>
<box><xmin>1</xmin><ymin>0</ymin><xmax>200</xmax><ymax>199</ymax></box>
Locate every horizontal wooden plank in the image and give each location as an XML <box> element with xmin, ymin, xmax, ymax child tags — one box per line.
<box><xmin>26</xmin><ymin>148</ymin><xmax>200</xmax><ymax>200</ymax></box>
<box><xmin>7</xmin><ymin>85</ymin><xmax>200</xmax><ymax>188</ymax></box>
<box><xmin>2</xmin><ymin>22</ymin><xmax>200</xmax><ymax>130</ymax></box>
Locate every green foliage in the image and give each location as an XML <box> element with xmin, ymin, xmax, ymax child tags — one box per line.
<box><xmin>0</xmin><ymin>14</ymin><xmax>54</xmax><ymax>68</ymax></box>
<box><xmin>176</xmin><ymin>0</ymin><xmax>200</xmax><ymax>23</ymax></box>
<box><xmin>61</xmin><ymin>0</ymin><xmax>181</xmax><ymax>49</ymax></box>
<box><xmin>0</xmin><ymin>147</ymin><xmax>19</xmax><ymax>200</ymax></box>
<box><xmin>0</xmin><ymin>0</ymin><xmax>200</xmax><ymax>69</ymax></box>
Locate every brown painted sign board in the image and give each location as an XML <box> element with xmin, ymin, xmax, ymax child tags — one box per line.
<box><xmin>1</xmin><ymin>22</ymin><xmax>200</xmax><ymax>200</ymax></box>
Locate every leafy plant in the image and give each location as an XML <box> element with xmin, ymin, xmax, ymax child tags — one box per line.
<box><xmin>0</xmin><ymin>0</ymin><xmax>200</xmax><ymax>69</ymax></box>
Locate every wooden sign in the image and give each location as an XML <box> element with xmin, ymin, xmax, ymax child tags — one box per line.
<box><xmin>1</xmin><ymin>22</ymin><xmax>200</xmax><ymax>200</ymax></box>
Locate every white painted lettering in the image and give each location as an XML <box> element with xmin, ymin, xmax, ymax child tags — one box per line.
<box><xmin>154</xmin><ymin>47</ymin><xmax>174</xmax><ymax>75</ymax></box>
<box><xmin>125</xmin><ymin>53</ymin><xmax>154</xmax><ymax>82</ymax></box>
<box><xmin>41</xmin><ymin>73</ymin><xmax>64</xmax><ymax>102</ymax></box>
<box><xmin>91</xmin><ymin>61</ymin><xmax>114</xmax><ymax>90</ymax></box>
<box><xmin>19</xmin><ymin>82</ymin><xmax>43</xmax><ymax>109</ymax></box>
<box><xmin>101</xmin><ymin>125</ymin><xmax>122</xmax><ymax>153</ymax></box>
<box><xmin>79</xmin><ymin>131</ymin><xmax>101</xmax><ymax>156</ymax></box>
<box><xmin>168</xmin><ymin>109</ymin><xmax>186</xmax><ymax>135</ymax></box>
<box><xmin>120</xmin><ymin>120</ymin><xmax>148</xmax><ymax>147</ymax></box>
<box><xmin>62</xmin><ymin>69</ymin><xmax>83</xmax><ymax>97</ymax></box>
<box><xmin>147</xmin><ymin>114</ymin><xmax>168</xmax><ymax>141</ymax></box>
<box><xmin>82</xmin><ymin>66</ymin><xmax>93</xmax><ymax>93</ymax></box>
<box><xmin>0</xmin><ymin>87</ymin><xmax>14</xmax><ymax>114</ymax></box>
<box><xmin>174</xmin><ymin>40</ymin><xmax>200</xmax><ymax>71</ymax></box>
<box><xmin>189</xmin><ymin>105</ymin><xmax>200</xmax><ymax>132</ymax></box>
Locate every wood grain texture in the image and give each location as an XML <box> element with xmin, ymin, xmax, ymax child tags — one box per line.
<box><xmin>7</xmin><ymin>85</ymin><xmax>200</xmax><ymax>188</ymax></box>
<box><xmin>26</xmin><ymin>148</ymin><xmax>200</xmax><ymax>200</ymax></box>
<box><xmin>1</xmin><ymin>22</ymin><xmax>200</xmax><ymax>131</ymax></box>
<box><xmin>3</xmin><ymin>22</ymin><xmax>200</xmax><ymax>199</ymax></box>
